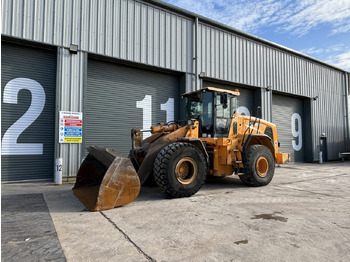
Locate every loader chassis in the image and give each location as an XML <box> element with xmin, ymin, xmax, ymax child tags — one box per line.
<box><xmin>73</xmin><ymin>87</ymin><xmax>289</xmax><ymax>211</ymax></box>
<box><xmin>129</xmin><ymin>87</ymin><xmax>287</xmax><ymax>196</ymax></box>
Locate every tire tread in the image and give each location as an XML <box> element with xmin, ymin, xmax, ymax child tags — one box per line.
<box><xmin>239</xmin><ymin>145</ymin><xmax>274</xmax><ymax>187</ymax></box>
<box><xmin>153</xmin><ymin>142</ymin><xmax>207</xmax><ymax>198</ymax></box>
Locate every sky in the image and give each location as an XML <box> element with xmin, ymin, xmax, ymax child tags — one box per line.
<box><xmin>162</xmin><ymin>0</ymin><xmax>350</xmax><ymax>72</ymax></box>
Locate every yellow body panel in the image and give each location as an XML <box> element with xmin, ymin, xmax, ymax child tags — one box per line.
<box><xmin>185</xmin><ymin>112</ymin><xmax>287</xmax><ymax>177</ymax></box>
<box><xmin>276</xmin><ymin>152</ymin><xmax>290</xmax><ymax>164</ymax></box>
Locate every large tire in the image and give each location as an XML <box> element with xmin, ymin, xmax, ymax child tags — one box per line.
<box><xmin>153</xmin><ymin>142</ymin><xmax>207</xmax><ymax>198</ymax></box>
<box><xmin>240</xmin><ymin>145</ymin><xmax>275</xmax><ymax>186</ymax></box>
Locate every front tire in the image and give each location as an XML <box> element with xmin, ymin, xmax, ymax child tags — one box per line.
<box><xmin>240</xmin><ymin>145</ymin><xmax>275</xmax><ymax>186</ymax></box>
<box><xmin>153</xmin><ymin>142</ymin><xmax>207</xmax><ymax>198</ymax></box>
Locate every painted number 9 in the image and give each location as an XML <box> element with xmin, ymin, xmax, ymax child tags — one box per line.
<box><xmin>291</xmin><ymin>113</ymin><xmax>302</xmax><ymax>151</ymax></box>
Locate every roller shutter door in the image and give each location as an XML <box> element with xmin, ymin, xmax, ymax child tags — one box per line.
<box><xmin>85</xmin><ymin>59</ymin><xmax>181</xmax><ymax>156</ymax></box>
<box><xmin>272</xmin><ymin>94</ymin><xmax>305</xmax><ymax>162</ymax></box>
<box><xmin>203</xmin><ymin>81</ymin><xmax>254</xmax><ymax>116</ymax></box>
<box><xmin>1</xmin><ymin>42</ymin><xmax>56</xmax><ymax>181</ymax></box>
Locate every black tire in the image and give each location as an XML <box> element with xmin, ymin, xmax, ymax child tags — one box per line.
<box><xmin>240</xmin><ymin>145</ymin><xmax>275</xmax><ymax>186</ymax></box>
<box><xmin>153</xmin><ymin>142</ymin><xmax>207</xmax><ymax>198</ymax></box>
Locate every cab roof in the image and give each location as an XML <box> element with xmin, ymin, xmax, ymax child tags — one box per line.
<box><xmin>182</xmin><ymin>87</ymin><xmax>240</xmax><ymax>97</ymax></box>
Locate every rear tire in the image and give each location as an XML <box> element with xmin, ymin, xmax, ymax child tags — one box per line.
<box><xmin>240</xmin><ymin>145</ymin><xmax>275</xmax><ymax>186</ymax></box>
<box><xmin>153</xmin><ymin>142</ymin><xmax>207</xmax><ymax>198</ymax></box>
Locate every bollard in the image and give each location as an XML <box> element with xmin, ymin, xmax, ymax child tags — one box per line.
<box><xmin>55</xmin><ymin>158</ymin><xmax>63</xmax><ymax>185</ymax></box>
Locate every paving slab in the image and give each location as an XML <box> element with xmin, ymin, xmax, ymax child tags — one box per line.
<box><xmin>1</xmin><ymin>193</ymin><xmax>66</xmax><ymax>262</ymax></box>
<box><xmin>43</xmin><ymin>189</ymin><xmax>147</xmax><ymax>262</ymax></box>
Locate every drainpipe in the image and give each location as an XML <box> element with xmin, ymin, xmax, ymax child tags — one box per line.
<box><xmin>194</xmin><ymin>17</ymin><xmax>199</xmax><ymax>91</ymax></box>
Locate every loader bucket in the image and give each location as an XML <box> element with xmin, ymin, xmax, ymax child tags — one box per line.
<box><xmin>72</xmin><ymin>146</ymin><xmax>140</xmax><ymax>211</ymax></box>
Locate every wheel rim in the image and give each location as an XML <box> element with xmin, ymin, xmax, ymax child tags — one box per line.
<box><xmin>256</xmin><ymin>156</ymin><xmax>269</xmax><ymax>177</ymax></box>
<box><xmin>175</xmin><ymin>157</ymin><xmax>197</xmax><ymax>184</ymax></box>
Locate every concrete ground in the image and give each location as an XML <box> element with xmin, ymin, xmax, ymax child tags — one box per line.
<box><xmin>2</xmin><ymin>162</ymin><xmax>350</xmax><ymax>262</ymax></box>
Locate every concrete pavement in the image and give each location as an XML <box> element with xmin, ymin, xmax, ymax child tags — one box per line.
<box><xmin>2</xmin><ymin>162</ymin><xmax>350</xmax><ymax>261</ymax></box>
<box><xmin>2</xmin><ymin>193</ymin><xmax>66</xmax><ymax>262</ymax></box>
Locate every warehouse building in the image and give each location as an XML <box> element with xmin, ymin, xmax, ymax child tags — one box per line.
<box><xmin>2</xmin><ymin>0</ymin><xmax>350</xmax><ymax>182</ymax></box>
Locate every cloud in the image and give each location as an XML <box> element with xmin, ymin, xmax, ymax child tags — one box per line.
<box><xmin>164</xmin><ymin>0</ymin><xmax>285</xmax><ymax>33</ymax></box>
<box><xmin>279</xmin><ymin>0</ymin><xmax>350</xmax><ymax>36</ymax></box>
<box><xmin>164</xmin><ymin>0</ymin><xmax>350</xmax><ymax>36</ymax></box>
<box><xmin>326</xmin><ymin>49</ymin><xmax>350</xmax><ymax>71</ymax></box>
<box><xmin>299</xmin><ymin>47</ymin><xmax>324</xmax><ymax>55</ymax></box>
<box><xmin>299</xmin><ymin>44</ymin><xmax>350</xmax><ymax>71</ymax></box>
<box><xmin>332</xmin><ymin>23</ymin><xmax>350</xmax><ymax>35</ymax></box>
<box><xmin>300</xmin><ymin>44</ymin><xmax>346</xmax><ymax>55</ymax></box>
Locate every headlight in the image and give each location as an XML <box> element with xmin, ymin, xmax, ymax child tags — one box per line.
<box><xmin>187</xmin><ymin>119</ymin><xmax>194</xmax><ymax>125</ymax></box>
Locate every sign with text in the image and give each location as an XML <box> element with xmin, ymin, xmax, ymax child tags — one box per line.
<box><xmin>59</xmin><ymin>111</ymin><xmax>83</xmax><ymax>143</ymax></box>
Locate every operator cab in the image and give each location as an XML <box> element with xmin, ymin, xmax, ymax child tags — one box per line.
<box><xmin>183</xmin><ymin>87</ymin><xmax>239</xmax><ymax>138</ymax></box>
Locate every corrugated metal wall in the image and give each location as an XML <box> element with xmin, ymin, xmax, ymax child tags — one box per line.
<box><xmin>56</xmin><ymin>47</ymin><xmax>86</xmax><ymax>176</ymax></box>
<box><xmin>346</xmin><ymin>72</ymin><xmax>350</xmax><ymax>152</ymax></box>
<box><xmin>2</xmin><ymin>0</ymin><xmax>193</xmax><ymax>73</ymax></box>
<box><xmin>197</xmin><ymin>22</ymin><xmax>348</xmax><ymax>160</ymax></box>
<box><xmin>310</xmin><ymin>72</ymin><xmax>347</xmax><ymax>160</ymax></box>
<box><xmin>2</xmin><ymin>0</ymin><xmax>349</xmax><ymax>167</ymax></box>
<box><xmin>197</xmin><ymin>23</ymin><xmax>345</xmax><ymax>98</ymax></box>
<box><xmin>261</xmin><ymin>89</ymin><xmax>272</xmax><ymax>121</ymax></box>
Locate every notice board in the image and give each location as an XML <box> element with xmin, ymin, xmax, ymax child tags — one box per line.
<box><xmin>59</xmin><ymin>111</ymin><xmax>82</xmax><ymax>143</ymax></box>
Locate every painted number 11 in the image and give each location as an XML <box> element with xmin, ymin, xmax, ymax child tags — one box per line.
<box><xmin>136</xmin><ymin>95</ymin><xmax>174</xmax><ymax>139</ymax></box>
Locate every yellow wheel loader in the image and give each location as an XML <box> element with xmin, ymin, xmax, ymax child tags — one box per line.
<box><xmin>73</xmin><ymin>87</ymin><xmax>290</xmax><ymax>211</ymax></box>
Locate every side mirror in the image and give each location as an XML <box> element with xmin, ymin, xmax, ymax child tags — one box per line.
<box><xmin>220</xmin><ymin>94</ymin><xmax>228</xmax><ymax>109</ymax></box>
<box><xmin>257</xmin><ymin>106</ymin><xmax>262</xmax><ymax>118</ymax></box>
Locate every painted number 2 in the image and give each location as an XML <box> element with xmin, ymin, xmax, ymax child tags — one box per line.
<box><xmin>136</xmin><ymin>95</ymin><xmax>174</xmax><ymax>139</ymax></box>
<box><xmin>1</xmin><ymin>78</ymin><xmax>46</xmax><ymax>155</ymax></box>
<box><xmin>291</xmin><ymin>113</ymin><xmax>302</xmax><ymax>151</ymax></box>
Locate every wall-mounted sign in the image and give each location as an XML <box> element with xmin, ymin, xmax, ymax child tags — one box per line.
<box><xmin>59</xmin><ymin>111</ymin><xmax>82</xmax><ymax>143</ymax></box>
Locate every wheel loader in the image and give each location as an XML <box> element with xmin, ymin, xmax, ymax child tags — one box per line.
<box><xmin>73</xmin><ymin>87</ymin><xmax>290</xmax><ymax>211</ymax></box>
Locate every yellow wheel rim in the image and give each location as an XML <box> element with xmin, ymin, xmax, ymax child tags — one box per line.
<box><xmin>175</xmin><ymin>157</ymin><xmax>197</xmax><ymax>184</ymax></box>
<box><xmin>256</xmin><ymin>156</ymin><xmax>269</xmax><ymax>177</ymax></box>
